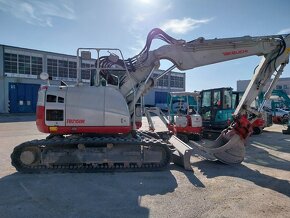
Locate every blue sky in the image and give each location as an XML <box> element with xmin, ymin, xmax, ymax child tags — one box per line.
<box><xmin>0</xmin><ymin>0</ymin><xmax>290</xmax><ymax>91</ymax></box>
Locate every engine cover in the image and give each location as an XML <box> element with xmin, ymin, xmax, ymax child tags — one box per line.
<box><xmin>37</xmin><ymin>85</ymin><xmax>131</xmax><ymax>134</ymax></box>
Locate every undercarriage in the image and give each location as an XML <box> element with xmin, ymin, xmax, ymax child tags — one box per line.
<box><xmin>11</xmin><ymin>132</ymin><xmax>172</xmax><ymax>173</ymax></box>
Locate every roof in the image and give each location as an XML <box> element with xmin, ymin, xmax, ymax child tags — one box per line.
<box><xmin>1</xmin><ymin>44</ymin><xmax>76</xmax><ymax>58</ymax></box>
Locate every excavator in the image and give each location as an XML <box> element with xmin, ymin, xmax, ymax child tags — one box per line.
<box><xmin>144</xmin><ymin>91</ymin><xmax>202</xmax><ymax>142</ymax></box>
<box><xmin>257</xmin><ymin>89</ymin><xmax>289</xmax><ymax>124</ymax></box>
<box><xmin>270</xmin><ymin>89</ymin><xmax>290</xmax><ymax>109</ymax></box>
<box><xmin>11</xmin><ymin>28</ymin><xmax>290</xmax><ymax>173</ymax></box>
<box><xmin>200</xmin><ymin>87</ymin><xmax>272</xmax><ymax>138</ymax></box>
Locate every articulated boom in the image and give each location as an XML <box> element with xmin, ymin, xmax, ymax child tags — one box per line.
<box><xmin>100</xmin><ymin>29</ymin><xmax>290</xmax><ymax>128</ymax></box>
<box><xmin>116</xmin><ymin>29</ymin><xmax>290</xmax><ymax>140</ymax></box>
<box><xmin>115</xmin><ymin>29</ymin><xmax>290</xmax><ymax>164</ymax></box>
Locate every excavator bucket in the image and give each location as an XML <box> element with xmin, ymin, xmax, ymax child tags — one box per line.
<box><xmin>167</xmin><ymin>130</ymin><xmax>245</xmax><ymax>170</ymax></box>
<box><xmin>169</xmin><ymin>135</ymin><xmax>193</xmax><ymax>170</ymax></box>
<box><xmin>190</xmin><ymin>130</ymin><xmax>245</xmax><ymax>164</ymax></box>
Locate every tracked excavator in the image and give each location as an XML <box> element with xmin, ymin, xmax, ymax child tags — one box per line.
<box><xmin>11</xmin><ymin>28</ymin><xmax>290</xmax><ymax>173</ymax></box>
<box><xmin>144</xmin><ymin>92</ymin><xmax>202</xmax><ymax>142</ymax></box>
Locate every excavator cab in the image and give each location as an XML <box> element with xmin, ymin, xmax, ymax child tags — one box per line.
<box><xmin>232</xmin><ymin>91</ymin><xmax>244</xmax><ymax>108</ymax></box>
<box><xmin>200</xmin><ymin>87</ymin><xmax>234</xmax><ymax>138</ymax></box>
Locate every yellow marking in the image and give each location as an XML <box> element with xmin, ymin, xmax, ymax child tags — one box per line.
<box><xmin>49</xmin><ymin>126</ymin><xmax>58</xmax><ymax>132</ymax></box>
<box><xmin>286</xmin><ymin>48</ymin><xmax>290</xmax><ymax>54</ymax></box>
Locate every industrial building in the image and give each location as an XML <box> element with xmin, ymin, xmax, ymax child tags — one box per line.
<box><xmin>0</xmin><ymin>44</ymin><xmax>185</xmax><ymax>114</ymax></box>
<box><xmin>237</xmin><ymin>78</ymin><xmax>290</xmax><ymax>95</ymax></box>
<box><xmin>143</xmin><ymin>69</ymin><xmax>185</xmax><ymax>109</ymax></box>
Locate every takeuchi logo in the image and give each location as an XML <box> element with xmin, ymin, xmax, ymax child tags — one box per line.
<box><xmin>67</xmin><ymin>119</ymin><xmax>85</xmax><ymax>124</ymax></box>
<box><xmin>223</xmin><ymin>49</ymin><xmax>248</xmax><ymax>56</ymax></box>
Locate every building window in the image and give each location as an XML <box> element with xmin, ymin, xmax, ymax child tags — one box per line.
<box><xmin>283</xmin><ymin>84</ymin><xmax>288</xmax><ymax>89</ymax></box>
<box><xmin>69</xmin><ymin>61</ymin><xmax>77</xmax><ymax>78</ymax></box>
<box><xmin>81</xmin><ymin>63</ymin><xmax>91</xmax><ymax>80</ymax></box>
<box><xmin>31</xmin><ymin>56</ymin><xmax>43</xmax><ymax>75</ymax></box>
<box><xmin>170</xmin><ymin>75</ymin><xmax>184</xmax><ymax>88</ymax></box>
<box><xmin>58</xmin><ymin>60</ymin><xmax>68</xmax><ymax>78</ymax></box>
<box><xmin>47</xmin><ymin>58</ymin><xmax>58</xmax><ymax>77</ymax></box>
<box><xmin>157</xmin><ymin>75</ymin><xmax>168</xmax><ymax>87</ymax></box>
<box><xmin>4</xmin><ymin>53</ymin><xmax>17</xmax><ymax>73</ymax></box>
<box><xmin>154</xmin><ymin>73</ymin><xmax>185</xmax><ymax>88</ymax></box>
<box><xmin>5</xmin><ymin>52</ymin><xmax>43</xmax><ymax>76</ymax></box>
<box><xmin>48</xmin><ymin>58</ymin><xmax>77</xmax><ymax>80</ymax></box>
<box><xmin>18</xmin><ymin>55</ymin><xmax>31</xmax><ymax>75</ymax></box>
<box><xmin>91</xmin><ymin>64</ymin><xmax>95</xmax><ymax>76</ymax></box>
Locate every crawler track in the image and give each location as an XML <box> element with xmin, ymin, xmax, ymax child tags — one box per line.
<box><xmin>11</xmin><ymin>134</ymin><xmax>172</xmax><ymax>173</ymax></box>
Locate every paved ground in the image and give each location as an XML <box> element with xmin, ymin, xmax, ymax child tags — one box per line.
<box><xmin>0</xmin><ymin>115</ymin><xmax>290</xmax><ymax>218</ymax></box>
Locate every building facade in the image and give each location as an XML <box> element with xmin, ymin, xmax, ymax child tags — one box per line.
<box><xmin>143</xmin><ymin>69</ymin><xmax>186</xmax><ymax>109</ymax></box>
<box><xmin>237</xmin><ymin>78</ymin><xmax>290</xmax><ymax>95</ymax></box>
<box><xmin>0</xmin><ymin>44</ymin><xmax>186</xmax><ymax>113</ymax></box>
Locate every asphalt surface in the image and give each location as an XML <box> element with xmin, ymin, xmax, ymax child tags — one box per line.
<box><xmin>0</xmin><ymin>115</ymin><xmax>290</xmax><ymax>218</ymax></box>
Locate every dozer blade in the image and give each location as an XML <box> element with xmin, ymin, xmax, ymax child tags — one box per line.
<box><xmin>169</xmin><ymin>135</ymin><xmax>193</xmax><ymax>170</ymax></box>
<box><xmin>190</xmin><ymin>131</ymin><xmax>245</xmax><ymax>164</ymax></box>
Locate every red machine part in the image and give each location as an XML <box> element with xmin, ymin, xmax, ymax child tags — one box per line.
<box><xmin>36</xmin><ymin>106</ymin><xmax>132</xmax><ymax>134</ymax></box>
<box><xmin>167</xmin><ymin>115</ymin><xmax>202</xmax><ymax>135</ymax></box>
<box><xmin>252</xmin><ymin>118</ymin><xmax>265</xmax><ymax>129</ymax></box>
<box><xmin>232</xmin><ymin>115</ymin><xmax>253</xmax><ymax>139</ymax></box>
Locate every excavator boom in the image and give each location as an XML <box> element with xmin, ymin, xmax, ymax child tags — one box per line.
<box><xmin>118</xmin><ymin>29</ymin><xmax>290</xmax><ymax>164</ymax></box>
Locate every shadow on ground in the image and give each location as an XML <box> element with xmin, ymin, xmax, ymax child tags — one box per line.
<box><xmin>169</xmin><ymin>164</ymin><xmax>205</xmax><ymax>188</ymax></box>
<box><xmin>191</xmin><ymin>130</ymin><xmax>290</xmax><ymax>198</ymax></box>
<box><xmin>243</xmin><ymin>132</ymin><xmax>290</xmax><ymax>171</ymax></box>
<box><xmin>0</xmin><ymin>167</ymin><xmax>203</xmax><ymax>218</ymax></box>
<box><xmin>250</xmin><ymin>131</ymin><xmax>290</xmax><ymax>153</ymax></box>
<box><xmin>244</xmin><ymin>144</ymin><xmax>290</xmax><ymax>171</ymax></box>
<box><xmin>192</xmin><ymin>160</ymin><xmax>290</xmax><ymax>198</ymax></box>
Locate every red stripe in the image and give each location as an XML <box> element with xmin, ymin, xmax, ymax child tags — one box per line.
<box><xmin>174</xmin><ymin>126</ymin><xmax>202</xmax><ymax>134</ymax></box>
<box><xmin>48</xmin><ymin>126</ymin><xmax>132</xmax><ymax>134</ymax></box>
<box><xmin>36</xmin><ymin>106</ymin><xmax>132</xmax><ymax>134</ymax></box>
<box><xmin>167</xmin><ymin>124</ymin><xmax>202</xmax><ymax>134</ymax></box>
<box><xmin>36</xmin><ymin>106</ymin><xmax>49</xmax><ymax>133</ymax></box>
